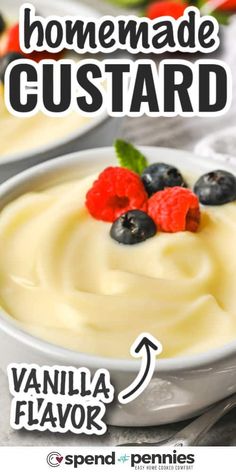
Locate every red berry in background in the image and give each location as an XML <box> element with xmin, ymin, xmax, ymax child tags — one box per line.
<box><xmin>2</xmin><ymin>23</ymin><xmax>63</xmax><ymax>62</ymax></box>
<box><xmin>148</xmin><ymin>187</ymin><xmax>200</xmax><ymax>233</ymax></box>
<box><xmin>3</xmin><ymin>24</ymin><xmax>21</xmax><ymax>55</ymax></box>
<box><xmin>86</xmin><ymin>167</ymin><xmax>148</xmax><ymax>223</ymax></box>
<box><xmin>146</xmin><ymin>1</ymin><xmax>188</xmax><ymax>19</ymax></box>
<box><xmin>217</xmin><ymin>0</ymin><xmax>236</xmax><ymax>10</ymax></box>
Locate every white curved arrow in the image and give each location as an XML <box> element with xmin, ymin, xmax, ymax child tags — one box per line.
<box><xmin>118</xmin><ymin>333</ymin><xmax>162</xmax><ymax>404</ymax></box>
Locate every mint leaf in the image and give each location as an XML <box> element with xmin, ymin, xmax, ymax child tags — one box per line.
<box><xmin>114</xmin><ymin>140</ymin><xmax>148</xmax><ymax>175</ymax></box>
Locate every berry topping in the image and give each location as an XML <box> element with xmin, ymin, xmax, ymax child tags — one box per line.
<box><xmin>110</xmin><ymin>210</ymin><xmax>157</xmax><ymax>245</ymax></box>
<box><xmin>146</xmin><ymin>1</ymin><xmax>188</xmax><ymax>20</ymax></box>
<box><xmin>0</xmin><ymin>13</ymin><xmax>6</xmax><ymax>35</ymax></box>
<box><xmin>194</xmin><ymin>170</ymin><xmax>236</xmax><ymax>206</ymax></box>
<box><xmin>0</xmin><ymin>52</ymin><xmax>24</xmax><ymax>83</ymax></box>
<box><xmin>141</xmin><ymin>162</ymin><xmax>187</xmax><ymax>196</ymax></box>
<box><xmin>148</xmin><ymin>187</ymin><xmax>200</xmax><ymax>233</ymax></box>
<box><xmin>86</xmin><ymin>167</ymin><xmax>148</xmax><ymax>222</ymax></box>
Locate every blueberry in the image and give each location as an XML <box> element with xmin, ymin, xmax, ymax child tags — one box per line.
<box><xmin>0</xmin><ymin>13</ymin><xmax>6</xmax><ymax>35</ymax></box>
<box><xmin>141</xmin><ymin>163</ymin><xmax>187</xmax><ymax>196</ymax></box>
<box><xmin>110</xmin><ymin>210</ymin><xmax>157</xmax><ymax>245</ymax></box>
<box><xmin>194</xmin><ymin>170</ymin><xmax>236</xmax><ymax>205</ymax></box>
<box><xmin>0</xmin><ymin>52</ymin><xmax>24</xmax><ymax>84</ymax></box>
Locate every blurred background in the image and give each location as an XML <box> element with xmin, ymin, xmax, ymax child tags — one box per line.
<box><xmin>0</xmin><ymin>0</ymin><xmax>236</xmax><ymax>447</ymax></box>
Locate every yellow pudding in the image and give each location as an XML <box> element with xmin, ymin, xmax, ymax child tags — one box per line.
<box><xmin>0</xmin><ymin>172</ymin><xmax>236</xmax><ymax>359</ymax></box>
<box><xmin>0</xmin><ymin>85</ymin><xmax>91</xmax><ymax>158</ymax></box>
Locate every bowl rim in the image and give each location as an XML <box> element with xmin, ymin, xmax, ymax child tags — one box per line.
<box><xmin>0</xmin><ymin>111</ymin><xmax>108</xmax><ymax>166</ymax></box>
<box><xmin>1</xmin><ymin>145</ymin><xmax>236</xmax><ymax>373</ymax></box>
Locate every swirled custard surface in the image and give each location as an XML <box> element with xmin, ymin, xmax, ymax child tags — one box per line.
<box><xmin>0</xmin><ymin>173</ymin><xmax>236</xmax><ymax>359</ymax></box>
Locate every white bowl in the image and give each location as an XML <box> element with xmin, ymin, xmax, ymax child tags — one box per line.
<box><xmin>0</xmin><ymin>146</ymin><xmax>236</xmax><ymax>427</ymax></box>
<box><xmin>0</xmin><ymin>0</ymin><xmax>121</xmax><ymax>175</ymax></box>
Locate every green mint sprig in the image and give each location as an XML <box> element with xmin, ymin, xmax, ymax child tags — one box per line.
<box><xmin>114</xmin><ymin>139</ymin><xmax>148</xmax><ymax>175</ymax></box>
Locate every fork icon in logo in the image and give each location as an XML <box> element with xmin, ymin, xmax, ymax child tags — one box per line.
<box><xmin>118</xmin><ymin>454</ymin><xmax>130</xmax><ymax>464</ymax></box>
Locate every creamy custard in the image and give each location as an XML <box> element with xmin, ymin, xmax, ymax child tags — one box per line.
<box><xmin>0</xmin><ymin>85</ymin><xmax>91</xmax><ymax>157</ymax></box>
<box><xmin>0</xmin><ymin>172</ymin><xmax>236</xmax><ymax>359</ymax></box>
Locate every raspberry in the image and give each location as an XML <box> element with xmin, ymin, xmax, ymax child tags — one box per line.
<box><xmin>148</xmin><ymin>187</ymin><xmax>200</xmax><ymax>232</ymax></box>
<box><xmin>86</xmin><ymin>167</ymin><xmax>148</xmax><ymax>222</ymax></box>
<box><xmin>146</xmin><ymin>1</ymin><xmax>188</xmax><ymax>20</ymax></box>
<box><xmin>3</xmin><ymin>23</ymin><xmax>63</xmax><ymax>62</ymax></box>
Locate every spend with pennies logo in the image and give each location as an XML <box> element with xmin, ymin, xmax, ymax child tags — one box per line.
<box><xmin>47</xmin><ymin>452</ymin><xmax>64</xmax><ymax>467</ymax></box>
